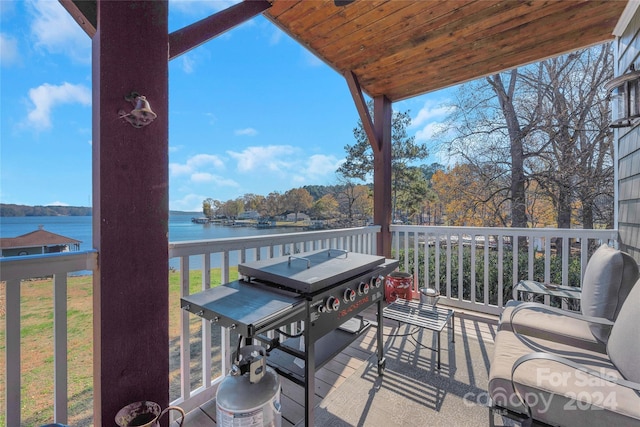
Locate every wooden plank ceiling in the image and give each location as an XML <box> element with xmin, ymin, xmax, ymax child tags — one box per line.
<box><xmin>63</xmin><ymin>0</ymin><xmax>625</xmax><ymax>102</ymax></box>
<box><xmin>264</xmin><ymin>0</ymin><xmax>625</xmax><ymax>101</ymax></box>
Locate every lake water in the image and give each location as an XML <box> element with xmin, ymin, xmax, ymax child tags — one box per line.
<box><xmin>0</xmin><ymin>213</ymin><xmax>306</xmax><ymax>272</ymax></box>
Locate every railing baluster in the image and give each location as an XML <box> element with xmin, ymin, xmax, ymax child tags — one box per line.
<box><xmin>528</xmin><ymin>238</ymin><xmax>535</xmax><ymax>281</ymax></box>
<box><xmin>580</xmin><ymin>238</ymin><xmax>589</xmax><ymax>281</ymax></box>
<box><xmin>402</xmin><ymin>231</ymin><xmax>409</xmax><ymax>271</ymax></box>
<box><xmin>424</xmin><ymin>233</ymin><xmax>430</xmax><ymax>290</ymax></box>
<box><xmin>222</xmin><ymin>251</ymin><xmax>230</xmax><ymax>284</ymax></box>
<box><xmin>202</xmin><ymin>253</ymin><xmax>212</xmax><ymax>389</ymax></box>
<box><xmin>470</xmin><ymin>235</ymin><xmax>476</xmax><ymax>304</ymax></box>
<box><xmin>179</xmin><ymin>256</ymin><xmax>191</xmax><ymax>400</ymax></box>
<box><xmin>53</xmin><ymin>273</ymin><xmax>69</xmax><ymax>424</ymax></box>
<box><xmin>446</xmin><ymin>234</ymin><xmax>452</xmax><ymax>299</ymax></box>
<box><xmin>413</xmin><ymin>231</ymin><xmax>419</xmax><ymax>294</ymax></box>
<box><xmin>435</xmin><ymin>233</ymin><xmax>441</xmax><ymax>295</ymax></box>
<box><xmin>562</xmin><ymin>236</ymin><xmax>570</xmax><ymax>286</ymax></box>
<box><xmin>512</xmin><ymin>235</ymin><xmax>519</xmax><ymax>297</ymax></box>
<box><xmin>497</xmin><ymin>234</ymin><xmax>504</xmax><ymax>308</ymax></box>
<box><xmin>484</xmin><ymin>235</ymin><xmax>490</xmax><ymax>305</ymax></box>
<box><xmin>6</xmin><ymin>278</ymin><xmax>21</xmax><ymax>426</ymax></box>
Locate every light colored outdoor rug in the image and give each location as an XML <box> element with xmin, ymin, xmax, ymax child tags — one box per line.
<box><xmin>305</xmin><ymin>313</ymin><xmax>509</xmax><ymax>427</ymax></box>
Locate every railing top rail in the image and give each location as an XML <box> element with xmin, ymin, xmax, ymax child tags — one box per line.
<box><xmin>0</xmin><ymin>249</ymin><xmax>98</xmax><ymax>281</ymax></box>
<box><xmin>168</xmin><ymin>226</ymin><xmax>380</xmax><ymax>257</ymax></box>
<box><xmin>390</xmin><ymin>224</ymin><xmax>618</xmax><ymax>238</ymax></box>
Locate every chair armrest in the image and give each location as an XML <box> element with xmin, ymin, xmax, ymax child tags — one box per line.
<box><xmin>509</xmin><ymin>302</ymin><xmax>614</xmax><ymax>336</ymax></box>
<box><xmin>510</xmin><ymin>351</ymin><xmax>640</xmax><ymax>415</ymax></box>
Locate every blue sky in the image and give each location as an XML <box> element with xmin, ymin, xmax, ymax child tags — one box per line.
<box><xmin>0</xmin><ymin>0</ymin><xmax>453</xmax><ymax>212</ymax></box>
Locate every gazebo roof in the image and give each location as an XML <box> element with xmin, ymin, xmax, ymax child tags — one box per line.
<box><xmin>0</xmin><ymin>228</ymin><xmax>82</xmax><ymax>250</ymax></box>
<box><xmin>64</xmin><ymin>0</ymin><xmax>626</xmax><ymax>101</ymax></box>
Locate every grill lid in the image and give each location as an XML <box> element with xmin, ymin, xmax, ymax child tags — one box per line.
<box><xmin>238</xmin><ymin>249</ymin><xmax>385</xmax><ymax>293</ymax></box>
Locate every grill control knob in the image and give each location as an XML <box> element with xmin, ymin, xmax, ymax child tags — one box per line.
<box><xmin>370</xmin><ymin>275</ymin><xmax>383</xmax><ymax>288</ymax></box>
<box><xmin>344</xmin><ymin>288</ymin><xmax>356</xmax><ymax>302</ymax></box>
<box><xmin>325</xmin><ymin>296</ymin><xmax>340</xmax><ymax>312</ymax></box>
<box><xmin>358</xmin><ymin>281</ymin><xmax>370</xmax><ymax>295</ymax></box>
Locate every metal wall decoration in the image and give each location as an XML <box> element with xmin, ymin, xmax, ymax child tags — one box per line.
<box><xmin>118</xmin><ymin>92</ymin><xmax>157</xmax><ymax>128</ymax></box>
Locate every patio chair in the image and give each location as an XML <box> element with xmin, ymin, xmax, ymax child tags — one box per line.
<box><xmin>498</xmin><ymin>244</ymin><xmax>638</xmax><ymax>353</ymax></box>
<box><xmin>488</xmin><ymin>276</ymin><xmax>640</xmax><ymax>427</ymax></box>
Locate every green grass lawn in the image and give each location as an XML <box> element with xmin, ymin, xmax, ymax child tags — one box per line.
<box><xmin>0</xmin><ymin>267</ymin><xmax>238</xmax><ymax>427</ymax></box>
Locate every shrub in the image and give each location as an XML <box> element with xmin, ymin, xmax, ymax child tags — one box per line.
<box><xmin>394</xmin><ymin>245</ymin><xmax>582</xmax><ymax>306</ymax></box>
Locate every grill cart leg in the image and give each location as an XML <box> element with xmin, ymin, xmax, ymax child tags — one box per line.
<box><xmin>304</xmin><ymin>328</ymin><xmax>314</xmax><ymax>427</ymax></box>
<box><xmin>377</xmin><ymin>299</ymin><xmax>386</xmax><ymax>375</ymax></box>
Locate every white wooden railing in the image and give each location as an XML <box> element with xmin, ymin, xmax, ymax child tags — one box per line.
<box><xmin>0</xmin><ymin>250</ymin><xmax>98</xmax><ymax>426</ymax></box>
<box><xmin>1</xmin><ymin>225</ymin><xmax>620</xmax><ymax>425</ymax></box>
<box><xmin>0</xmin><ymin>227</ymin><xmax>378</xmax><ymax>426</ymax></box>
<box><xmin>391</xmin><ymin>225</ymin><xmax>619</xmax><ymax>315</ymax></box>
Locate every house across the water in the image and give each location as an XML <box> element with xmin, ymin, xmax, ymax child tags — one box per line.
<box><xmin>0</xmin><ymin>225</ymin><xmax>82</xmax><ymax>257</ymax></box>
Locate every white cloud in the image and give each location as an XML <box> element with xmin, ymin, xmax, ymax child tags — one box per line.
<box><xmin>410</xmin><ymin>101</ymin><xmax>454</xmax><ymax>128</ymax></box>
<box><xmin>188</xmin><ymin>172</ymin><xmax>239</xmax><ymax>187</ymax></box>
<box><xmin>181</xmin><ymin>55</ymin><xmax>195</xmax><ymax>74</ymax></box>
<box><xmin>0</xmin><ymin>33</ymin><xmax>19</xmax><ymax>66</ymax></box>
<box><xmin>235</xmin><ymin>128</ymin><xmax>258</xmax><ymax>136</ymax></box>
<box><xmin>29</xmin><ymin>0</ymin><xmax>91</xmax><ymax>63</ymax></box>
<box><xmin>26</xmin><ymin>82</ymin><xmax>91</xmax><ymax>129</ymax></box>
<box><xmin>205</xmin><ymin>113</ymin><xmax>217</xmax><ymax>125</ymax></box>
<box><xmin>269</xmin><ymin>28</ymin><xmax>283</xmax><ymax>46</ymax></box>
<box><xmin>191</xmin><ymin>172</ymin><xmax>215</xmax><ymax>183</ymax></box>
<box><xmin>169</xmin><ymin>163</ymin><xmax>192</xmax><ymax>176</ymax></box>
<box><xmin>305</xmin><ymin>154</ymin><xmax>343</xmax><ymax>179</ymax></box>
<box><xmin>170</xmin><ymin>153</ymin><xmax>226</xmax><ymax>177</ymax></box>
<box><xmin>303</xmin><ymin>49</ymin><xmax>324</xmax><ymax>67</ymax></box>
<box><xmin>410</xmin><ymin>99</ymin><xmax>455</xmax><ymax>142</ymax></box>
<box><xmin>170</xmin><ymin>193</ymin><xmax>209</xmax><ymax>212</ymax></box>
<box><xmin>227</xmin><ymin>145</ymin><xmax>297</xmax><ymax>173</ymax></box>
<box><xmin>48</xmin><ymin>201</ymin><xmax>69</xmax><ymax>206</ymax></box>
<box><xmin>415</xmin><ymin>122</ymin><xmax>446</xmax><ymax>142</ymax></box>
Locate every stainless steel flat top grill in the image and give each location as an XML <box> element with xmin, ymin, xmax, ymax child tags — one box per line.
<box><xmin>239</xmin><ymin>249</ymin><xmax>385</xmax><ymax>293</ymax></box>
<box><xmin>181</xmin><ymin>249</ymin><xmax>399</xmax><ymax>427</ymax></box>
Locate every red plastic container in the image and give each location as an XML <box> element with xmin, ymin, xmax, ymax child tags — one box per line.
<box><xmin>385</xmin><ymin>271</ymin><xmax>413</xmax><ymax>302</ymax></box>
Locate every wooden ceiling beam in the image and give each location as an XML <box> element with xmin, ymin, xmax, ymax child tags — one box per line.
<box><xmin>169</xmin><ymin>0</ymin><xmax>271</xmax><ymax>60</ymax></box>
<box><xmin>345</xmin><ymin>71</ymin><xmax>379</xmax><ymax>151</ymax></box>
<box><xmin>60</xmin><ymin>0</ymin><xmax>96</xmax><ymax>38</ymax></box>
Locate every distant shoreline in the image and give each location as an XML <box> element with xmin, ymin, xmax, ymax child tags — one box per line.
<box><xmin>0</xmin><ymin>203</ymin><xmax>199</xmax><ymax>217</ymax></box>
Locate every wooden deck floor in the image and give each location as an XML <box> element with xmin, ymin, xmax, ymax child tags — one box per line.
<box><xmin>173</xmin><ymin>306</ymin><xmax>499</xmax><ymax>427</ymax></box>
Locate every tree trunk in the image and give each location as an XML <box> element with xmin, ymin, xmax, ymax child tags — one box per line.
<box><xmin>488</xmin><ymin>71</ymin><xmax>528</xmax><ymax>229</ymax></box>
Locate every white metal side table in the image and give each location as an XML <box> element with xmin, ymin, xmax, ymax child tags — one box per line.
<box><xmin>513</xmin><ymin>280</ymin><xmax>581</xmax><ymax>310</ymax></box>
<box><xmin>383</xmin><ymin>298</ymin><xmax>454</xmax><ymax>369</ymax></box>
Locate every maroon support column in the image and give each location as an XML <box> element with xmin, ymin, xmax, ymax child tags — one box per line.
<box><xmin>92</xmin><ymin>1</ymin><xmax>169</xmax><ymax>425</ymax></box>
<box><xmin>373</xmin><ymin>95</ymin><xmax>392</xmax><ymax>258</ymax></box>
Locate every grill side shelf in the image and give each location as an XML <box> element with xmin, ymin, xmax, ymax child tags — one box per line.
<box><xmin>180</xmin><ymin>280</ymin><xmax>304</xmax><ymax>337</ymax></box>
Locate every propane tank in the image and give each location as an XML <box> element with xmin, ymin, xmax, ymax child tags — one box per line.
<box><xmin>216</xmin><ymin>344</ymin><xmax>282</xmax><ymax>427</ymax></box>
